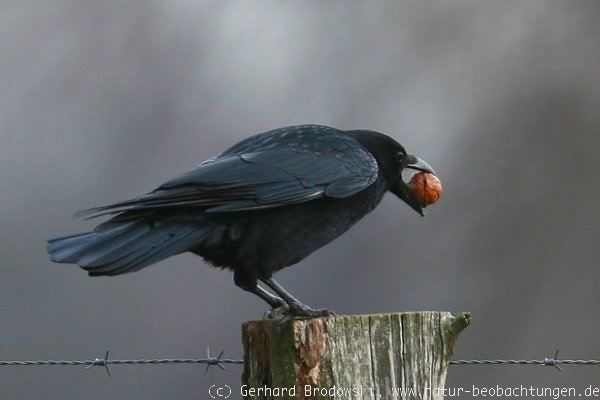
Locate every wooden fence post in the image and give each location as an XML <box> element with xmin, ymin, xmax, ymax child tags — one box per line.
<box><xmin>242</xmin><ymin>311</ymin><xmax>470</xmax><ymax>400</ymax></box>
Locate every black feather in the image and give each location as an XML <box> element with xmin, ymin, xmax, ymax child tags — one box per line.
<box><xmin>74</xmin><ymin>125</ymin><xmax>378</xmax><ymax>219</ymax></box>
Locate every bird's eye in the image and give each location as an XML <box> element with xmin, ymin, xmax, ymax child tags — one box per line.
<box><xmin>396</xmin><ymin>151</ymin><xmax>406</xmax><ymax>162</ymax></box>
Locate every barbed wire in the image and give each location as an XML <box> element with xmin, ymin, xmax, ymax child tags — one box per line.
<box><xmin>0</xmin><ymin>349</ymin><xmax>597</xmax><ymax>375</ymax></box>
<box><xmin>450</xmin><ymin>350</ymin><xmax>599</xmax><ymax>371</ymax></box>
<box><xmin>0</xmin><ymin>348</ymin><xmax>243</xmax><ymax>376</ymax></box>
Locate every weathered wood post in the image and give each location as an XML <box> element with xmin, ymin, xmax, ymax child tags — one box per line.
<box><xmin>242</xmin><ymin>311</ymin><xmax>469</xmax><ymax>400</ymax></box>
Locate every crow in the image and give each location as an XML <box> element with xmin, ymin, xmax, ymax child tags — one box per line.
<box><xmin>47</xmin><ymin>124</ymin><xmax>434</xmax><ymax>317</ymax></box>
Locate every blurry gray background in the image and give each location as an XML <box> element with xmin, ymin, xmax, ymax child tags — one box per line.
<box><xmin>1</xmin><ymin>1</ymin><xmax>599</xmax><ymax>399</ymax></box>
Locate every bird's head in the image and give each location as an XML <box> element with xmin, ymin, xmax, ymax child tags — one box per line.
<box><xmin>348</xmin><ymin>130</ymin><xmax>435</xmax><ymax>216</ymax></box>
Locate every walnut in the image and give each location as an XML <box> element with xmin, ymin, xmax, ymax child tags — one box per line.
<box><xmin>408</xmin><ymin>172</ymin><xmax>442</xmax><ymax>206</ymax></box>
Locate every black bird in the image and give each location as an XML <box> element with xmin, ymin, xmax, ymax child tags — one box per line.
<box><xmin>47</xmin><ymin>125</ymin><xmax>434</xmax><ymax>317</ymax></box>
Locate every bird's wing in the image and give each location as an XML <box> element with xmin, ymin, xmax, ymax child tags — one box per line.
<box><xmin>76</xmin><ymin>128</ymin><xmax>378</xmax><ymax>217</ymax></box>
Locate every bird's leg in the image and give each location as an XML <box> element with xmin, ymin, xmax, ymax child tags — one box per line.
<box><xmin>249</xmin><ymin>285</ymin><xmax>286</xmax><ymax>309</ymax></box>
<box><xmin>246</xmin><ymin>286</ymin><xmax>293</xmax><ymax>320</ymax></box>
<box><xmin>234</xmin><ymin>270</ymin><xmax>286</xmax><ymax>310</ymax></box>
<box><xmin>262</xmin><ymin>278</ymin><xmax>333</xmax><ymax>318</ymax></box>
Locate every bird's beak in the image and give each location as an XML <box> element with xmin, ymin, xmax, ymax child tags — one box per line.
<box><xmin>390</xmin><ymin>180</ymin><xmax>424</xmax><ymax>216</ymax></box>
<box><xmin>389</xmin><ymin>154</ymin><xmax>435</xmax><ymax>217</ymax></box>
<box><xmin>405</xmin><ymin>155</ymin><xmax>436</xmax><ymax>174</ymax></box>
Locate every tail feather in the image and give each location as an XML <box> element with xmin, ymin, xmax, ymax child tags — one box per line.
<box><xmin>47</xmin><ymin>219</ymin><xmax>209</xmax><ymax>276</ymax></box>
<box><xmin>48</xmin><ymin>232</ymin><xmax>94</xmax><ymax>244</ymax></box>
<box><xmin>87</xmin><ymin>248</ymin><xmax>151</xmax><ymax>276</ymax></box>
<box><xmin>76</xmin><ymin>222</ymin><xmax>152</xmax><ymax>267</ymax></box>
<box><xmin>47</xmin><ymin>223</ymin><xmax>136</xmax><ymax>263</ymax></box>
<box><xmin>95</xmin><ymin>226</ymin><xmax>204</xmax><ymax>276</ymax></box>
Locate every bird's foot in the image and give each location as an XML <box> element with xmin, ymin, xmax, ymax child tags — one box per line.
<box><xmin>263</xmin><ymin>304</ymin><xmax>291</xmax><ymax>320</ymax></box>
<box><xmin>288</xmin><ymin>304</ymin><xmax>335</xmax><ymax>319</ymax></box>
<box><xmin>263</xmin><ymin>304</ymin><xmax>335</xmax><ymax>321</ymax></box>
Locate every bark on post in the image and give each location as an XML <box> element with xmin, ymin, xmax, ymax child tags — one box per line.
<box><xmin>242</xmin><ymin>311</ymin><xmax>470</xmax><ymax>400</ymax></box>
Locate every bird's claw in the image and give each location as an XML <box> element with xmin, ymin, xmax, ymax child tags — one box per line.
<box><xmin>289</xmin><ymin>305</ymin><xmax>335</xmax><ymax>319</ymax></box>
<box><xmin>263</xmin><ymin>304</ymin><xmax>335</xmax><ymax>321</ymax></box>
<box><xmin>263</xmin><ymin>304</ymin><xmax>291</xmax><ymax>320</ymax></box>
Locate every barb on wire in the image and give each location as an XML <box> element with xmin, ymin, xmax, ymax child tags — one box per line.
<box><xmin>204</xmin><ymin>347</ymin><xmax>226</xmax><ymax>375</ymax></box>
<box><xmin>542</xmin><ymin>349</ymin><xmax>562</xmax><ymax>371</ymax></box>
<box><xmin>84</xmin><ymin>350</ymin><xmax>111</xmax><ymax>376</ymax></box>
